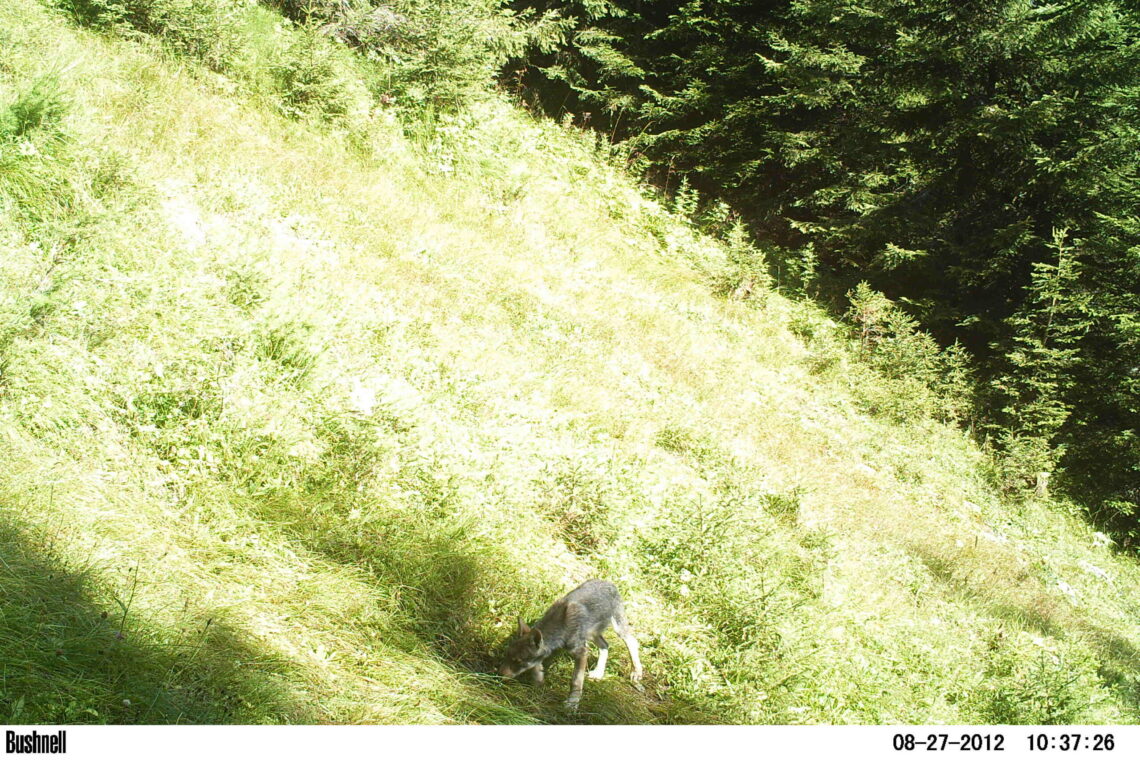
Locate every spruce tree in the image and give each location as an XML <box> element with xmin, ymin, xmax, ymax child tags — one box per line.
<box><xmin>510</xmin><ymin>0</ymin><xmax>1140</xmax><ymax>532</ymax></box>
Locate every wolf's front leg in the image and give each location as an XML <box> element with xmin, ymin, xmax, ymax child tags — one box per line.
<box><xmin>531</xmin><ymin>662</ymin><xmax>544</xmax><ymax>686</ymax></box>
<box><xmin>564</xmin><ymin>648</ymin><xmax>589</xmax><ymax>711</ymax></box>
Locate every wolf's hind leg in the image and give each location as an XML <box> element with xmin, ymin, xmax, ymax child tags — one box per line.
<box><xmin>613</xmin><ymin>609</ymin><xmax>644</xmax><ymax>688</ymax></box>
<box><xmin>589</xmin><ymin>632</ymin><xmax>609</xmax><ymax>680</ymax></box>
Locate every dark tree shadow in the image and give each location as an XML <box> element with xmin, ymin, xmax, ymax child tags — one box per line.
<box><xmin>0</xmin><ymin>516</ymin><xmax>315</xmax><ymax>724</ymax></box>
<box><xmin>1082</xmin><ymin>628</ymin><xmax>1140</xmax><ymax>712</ymax></box>
<box><xmin>910</xmin><ymin>543</ymin><xmax>1140</xmax><ymax>717</ymax></box>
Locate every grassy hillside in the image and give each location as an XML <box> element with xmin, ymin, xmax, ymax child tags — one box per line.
<box><xmin>1</xmin><ymin>0</ymin><xmax>1139</xmax><ymax>724</ymax></box>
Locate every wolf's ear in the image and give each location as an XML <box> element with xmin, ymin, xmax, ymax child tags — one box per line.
<box><xmin>517</xmin><ymin>616</ymin><xmax>529</xmax><ymax>637</ymax></box>
<box><xmin>531</xmin><ymin>628</ymin><xmax>543</xmax><ymax>647</ymax></box>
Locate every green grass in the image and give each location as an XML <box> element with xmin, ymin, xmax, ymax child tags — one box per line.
<box><xmin>1</xmin><ymin>0</ymin><xmax>1139</xmax><ymax>725</ymax></box>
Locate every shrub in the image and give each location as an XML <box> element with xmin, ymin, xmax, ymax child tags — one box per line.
<box><xmin>271</xmin><ymin>27</ymin><xmax>371</xmax><ymax>121</ymax></box>
<box><xmin>712</xmin><ymin>220</ymin><xmax>772</xmax><ymax>303</ymax></box>
<box><xmin>977</xmin><ymin>632</ymin><xmax>1109</xmax><ymax>724</ymax></box>
<box><xmin>847</xmin><ymin>282</ymin><xmax>975</xmax><ymax>425</ymax></box>
<box><xmin>56</xmin><ymin>0</ymin><xmax>244</xmax><ymax>71</ymax></box>
<box><xmin>1</xmin><ymin>76</ymin><xmax>68</xmax><ymax>141</ymax></box>
<box><xmin>266</xmin><ymin>0</ymin><xmax>568</xmax><ymax>111</ymax></box>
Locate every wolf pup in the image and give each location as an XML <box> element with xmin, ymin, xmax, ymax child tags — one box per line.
<box><xmin>498</xmin><ymin>579</ymin><xmax>644</xmax><ymax>710</ymax></box>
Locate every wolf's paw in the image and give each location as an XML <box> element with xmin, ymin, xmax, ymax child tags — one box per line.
<box><xmin>563</xmin><ymin>696</ymin><xmax>580</xmax><ymax>712</ymax></box>
<box><xmin>588</xmin><ymin>671</ymin><xmax>605</xmax><ymax>681</ymax></box>
<box><xmin>631</xmin><ymin>671</ymin><xmax>645</xmax><ymax>692</ymax></box>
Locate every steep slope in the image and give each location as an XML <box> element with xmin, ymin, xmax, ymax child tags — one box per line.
<box><xmin>1</xmin><ymin>0</ymin><xmax>1138</xmax><ymax>724</ymax></box>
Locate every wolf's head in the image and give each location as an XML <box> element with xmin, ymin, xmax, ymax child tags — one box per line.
<box><xmin>497</xmin><ymin>617</ymin><xmax>546</xmax><ymax>678</ymax></box>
